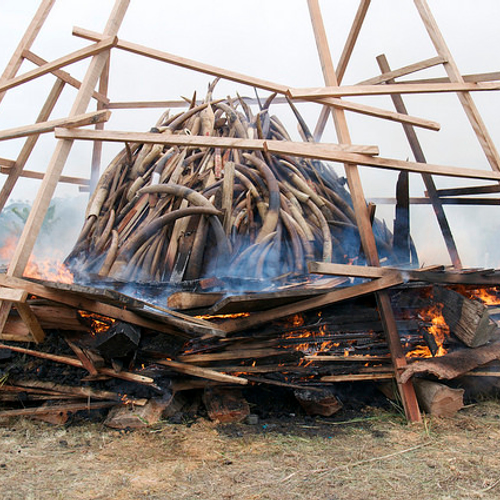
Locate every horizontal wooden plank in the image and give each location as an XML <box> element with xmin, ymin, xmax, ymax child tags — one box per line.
<box><xmin>402</xmin><ymin>70</ymin><xmax>500</xmax><ymax>85</ymax></box>
<box><xmin>0</xmin><ymin>157</ymin><xmax>16</xmax><ymax>169</ymax></box>
<box><xmin>357</xmin><ymin>56</ymin><xmax>446</xmax><ymax>85</ymax></box>
<box><xmin>0</xmin><ymin>166</ymin><xmax>90</xmax><ymax>186</ymax></box>
<box><xmin>0</xmin><ymin>109</ymin><xmax>111</xmax><ymax>141</ymax></box>
<box><xmin>289</xmin><ymin>81</ymin><xmax>500</xmax><ymax>99</ymax></box>
<box><xmin>56</xmin><ymin>128</ymin><xmax>500</xmax><ymax>181</ymax></box>
<box><xmin>72</xmin><ymin>27</ymin><xmax>440</xmax><ymax>132</ymax></box>
<box><xmin>368</xmin><ymin>197</ymin><xmax>500</xmax><ymax>206</ymax></box>
<box><xmin>0</xmin><ymin>287</ymin><xmax>28</xmax><ymax>302</ymax></box>
<box><xmin>54</xmin><ymin>128</ymin><xmax>380</xmax><ymax>155</ymax></box>
<box><xmin>0</xmin><ymin>37</ymin><xmax>117</xmax><ymax>95</ymax></box>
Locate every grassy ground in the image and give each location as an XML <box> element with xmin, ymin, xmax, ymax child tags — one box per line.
<box><xmin>1</xmin><ymin>400</ymin><xmax>500</xmax><ymax>500</ymax></box>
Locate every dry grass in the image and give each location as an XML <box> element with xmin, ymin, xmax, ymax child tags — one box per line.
<box><xmin>1</xmin><ymin>400</ymin><xmax>500</xmax><ymax>500</ymax></box>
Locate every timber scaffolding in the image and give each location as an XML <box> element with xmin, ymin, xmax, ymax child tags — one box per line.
<box><xmin>0</xmin><ymin>0</ymin><xmax>499</xmax><ymax>424</ymax></box>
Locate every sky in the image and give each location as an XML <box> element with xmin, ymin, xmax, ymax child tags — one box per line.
<box><xmin>0</xmin><ymin>0</ymin><xmax>499</xmax><ymax>266</ymax></box>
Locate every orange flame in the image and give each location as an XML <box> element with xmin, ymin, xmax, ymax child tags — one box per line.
<box><xmin>78</xmin><ymin>310</ymin><xmax>115</xmax><ymax>336</ymax></box>
<box><xmin>408</xmin><ymin>303</ymin><xmax>449</xmax><ymax>358</ymax></box>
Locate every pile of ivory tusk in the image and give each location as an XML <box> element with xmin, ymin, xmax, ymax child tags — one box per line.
<box><xmin>67</xmin><ymin>86</ymin><xmax>394</xmax><ymax>283</ymax></box>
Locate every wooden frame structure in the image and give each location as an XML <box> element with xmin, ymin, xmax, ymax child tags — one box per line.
<box><xmin>0</xmin><ymin>0</ymin><xmax>499</xmax><ymax>422</ymax></box>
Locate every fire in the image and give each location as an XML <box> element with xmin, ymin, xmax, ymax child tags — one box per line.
<box><xmin>469</xmin><ymin>287</ymin><xmax>500</xmax><ymax>306</ymax></box>
<box><xmin>78</xmin><ymin>310</ymin><xmax>115</xmax><ymax>335</ymax></box>
<box><xmin>0</xmin><ymin>235</ymin><xmax>73</xmax><ymax>283</ymax></box>
<box><xmin>196</xmin><ymin>312</ymin><xmax>250</xmax><ymax>320</ymax></box>
<box><xmin>408</xmin><ymin>303</ymin><xmax>450</xmax><ymax>358</ymax></box>
<box><xmin>24</xmin><ymin>258</ymin><xmax>74</xmax><ymax>284</ymax></box>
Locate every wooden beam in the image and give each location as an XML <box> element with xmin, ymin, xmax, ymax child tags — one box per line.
<box><xmin>0</xmin><ymin>37</ymin><xmax>118</xmax><ymax>95</ymax></box>
<box><xmin>413</xmin><ymin>0</ymin><xmax>500</xmax><ymax>172</ymax></box>
<box><xmin>336</xmin><ymin>0</ymin><xmax>372</xmax><ymax>83</ymax></box>
<box><xmin>5</xmin><ymin>0</ymin><xmax>129</xmax><ymax>281</ymax></box>
<box><xmin>358</xmin><ymin>56</ymin><xmax>446</xmax><ymax>85</ymax></box>
<box><xmin>434</xmin><ymin>184</ymin><xmax>500</xmax><ymax>197</ymax></box>
<box><xmin>376</xmin><ymin>54</ymin><xmax>462</xmax><ymax>269</ymax></box>
<box><xmin>0</xmin><ymin>79</ymin><xmax>65</xmax><ymax>213</ymax></box>
<box><xmin>306</xmin><ymin>0</ymin><xmax>421</xmax><ymax>423</ymax></box>
<box><xmin>22</xmin><ymin>50</ymin><xmax>110</xmax><ymax>105</ymax></box>
<box><xmin>0</xmin><ymin>109</ymin><xmax>111</xmax><ymax>141</ymax></box>
<box><xmin>55</xmin><ymin>127</ymin><xmax>500</xmax><ymax>182</ymax></box>
<box><xmin>221</xmin><ymin>273</ymin><xmax>403</xmax><ymax>334</ymax></box>
<box><xmin>0</xmin><ymin>166</ymin><xmax>90</xmax><ymax>186</ymax></box>
<box><xmin>90</xmin><ymin>57</ymin><xmax>111</xmax><ymax>193</ymax></box>
<box><xmin>72</xmin><ymin>27</ymin><xmax>440</xmax><ymax>132</ymax></box>
<box><xmin>0</xmin><ymin>0</ymin><xmax>55</xmax><ymax>105</ymax></box>
<box><xmin>289</xmin><ymin>81</ymin><xmax>500</xmax><ymax>99</ymax></box>
<box><xmin>54</xmin><ymin>128</ymin><xmax>380</xmax><ymax>155</ymax></box>
<box><xmin>403</xmin><ymin>71</ymin><xmax>500</xmax><ymax>85</ymax></box>
<box><xmin>369</xmin><ymin>197</ymin><xmax>500</xmax><ymax>206</ymax></box>
<box><xmin>0</xmin><ymin>157</ymin><xmax>16</xmax><ymax>169</ymax></box>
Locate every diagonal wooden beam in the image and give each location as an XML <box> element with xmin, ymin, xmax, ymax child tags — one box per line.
<box><xmin>0</xmin><ymin>0</ymin><xmax>55</xmax><ymax>105</ymax></box>
<box><xmin>306</xmin><ymin>0</ymin><xmax>421</xmax><ymax>422</ymax></box>
<box><xmin>0</xmin><ymin>37</ymin><xmax>118</xmax><ymax>95</ymax></box>
<box><xmin>22</xmin><ymin>50</ymin><xmax>109</xmax><ymax>105</ymax></box>
<box><xmin>376</xmin><ymin>54</ymin><xmax>462</xmax><ymax>269</ymax></box>
<box><xmin>413</xmin><ymin>0</ymin><xmax>500</xmax><ymax>172</ymax></box>
<box><xmin>72</xmin><ymin>27</ymin><xmax>440</xmax><ymax>132</ymax></box>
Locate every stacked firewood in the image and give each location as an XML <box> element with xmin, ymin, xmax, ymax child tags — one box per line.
<box><xmin>66</xmin><ymin>87</ymin><xmax>393</xmax><ymax>282</ymax></box>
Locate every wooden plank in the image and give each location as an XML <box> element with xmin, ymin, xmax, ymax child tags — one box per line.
<box><xmin>413</xmin><ymin>0</ymin><xmax>500</xmax><ymax>172</ymax></box>
<box><xmin>369</xmin><ymin>197</ymin><xmax>500</xmax><ymax>206</ymax></box>
<box><xmin>0</xmin><ymin>79</ymin><xmax>66</xmax><ymax>214</ymax></box>
<box><xmin>55</xmin><ymin>128</ymin><xmax>500</xmax><ymax>182</ymax></box>
<box><xmin>167</xmin><ymin>291</ymin><xmax>225</xmax><ymax>310</ymax></box>
<box><xmin>155</xmin><ymin>359</ymin><xmax>248</xmax><ymax>385</ymax></box>
<box><xmin>403</xmin><ymin>71</ymin><xmax>500</xmax><ymax>85</ymax></box>
<box><xmin>435</xmin><ymin>184</ymin><xmax>500</xmax><ymax>197</ymax></box>
<box><xmin>0</xmin><ymin>166</ymin><xmax>90</xmax><ymax>186</ymax></box>
<box><xmin>308</xmin><ymin>261</ymin><xmax>388</xmax><ymax>279</ymax></box>
<box><xmin>0</xmin><ymin>0</ymin><xmax>55</xmax><ymax>105</ymax></box>
<box><xmin>15</xmin><ymin>303</ymin><xmax>46</xmax><ymax>343</ymax></box>
<box><xmin>0</xmin><ymin>402</ymin><xmax>116</xmax><ymax>419</ymax></box>
<box><xmin>0</xmin><ymin>110</ymin><xmax>111</xmax><ymax>141</ymax></box>
<box><xmin>306</xmin><ymin>0</ymin><xmax>420</xmax><ymax>423</ymax></box>
<box><xmin>72</xmin><ymin>28</ymin><xmax>440</xmax><ymax>132</ymax></box>
<box><xmin>0</xmin><ymin>37</ymin><xmax>118</xmax><ymax>95</ymax></box>
<box><xmin>376</xmin><ymin>54</ymin><xmax>462</xmax><ymax>269</ymax></box>
<box><xmin>289</xmin><ymin>81</ymin><xmax>500</xmax><ymax>99</ymax></box>
<box><xmin>54</xmin><ymin>128</ymin><xmax>380</xmax><ymax>155</ymax></box>
<box><xmin>5</xmin><ymin>0</ymin><xmax>129</xmax><ymax>283</ymax></box>
<box><xmin>358</xmin><ymin>56</ymin><xmax>446</xmax><ymax>85</ymax></box>
<box><xmin>221</xmin><ymin>274</ymin><xmax>403</xmax><ymax>334</ymax></box>
<box><xmin>0</xmin><ymin>287</ymin><xmax>28</xmax><ymax>302</ymax></box>
<box><xmin>321</xmin><ymin>373</ymin><xmax>394</xmax><ymax>382</ymax></box>
<box><xmin>336</xmin><ymin>0</ymin><xmax>371</xmax><ymax>83</ymax></box>
<box><xmin>0</xmin><ymin>157</ymin><xmax>16</xmax><ymax>169</ymax></box>
<box><xmin>22</xmin><ymin>50</ymin><xmax>109</xmax><ymax>105</ymax></box>
<box><xmin>90</xmin><ymin>56</ymin><xmax>111</xmax><ymax>193</ymax></box>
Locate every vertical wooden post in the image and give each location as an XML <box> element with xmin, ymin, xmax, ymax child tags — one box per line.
<box><xmin>376</xmin><ymin>54</ymin><xmax>462</xmax><ymax>269</ymax></box>
<box><xmin>413</xmin><ymin>0</ymin><xmax>500</xmax><ymax>172</ymax></box>
<box><xmin>313</xmin><ymin>0</ymin><xmax>371</xmax><ymax>141</ymax></box>
<box><xmin>307</xmin><ymin>0</ymin><xmax>421</xmax><ymax>422</ymax></box>
<box><xmin>393</xmin><ymin>171</ymin><xmax>411</xmax><ymax>265</ymax></box>
<box><xmin>90</xmin><ymin>57</ymin><xmax>111</xmax><ymax>193</ymax></box>
<box><xmin>0</xmin><ymin>0</ymin><xmax>56</xmax><ymax>106</ymax></box>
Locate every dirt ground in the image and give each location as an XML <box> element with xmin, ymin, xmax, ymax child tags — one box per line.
<box><xmin>1</xmin><ymin>398</ymin><xmax>500</xmax><ymax>500</ymax></box>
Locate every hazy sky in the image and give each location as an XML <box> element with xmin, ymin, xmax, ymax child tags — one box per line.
<box><xmin>0</xmin><ymin>1</ymin><xmax>499</xmax><ymax>266</ymax></box>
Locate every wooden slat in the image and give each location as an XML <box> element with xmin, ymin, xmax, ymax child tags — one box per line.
<box><xmin>54</xmin><ymin>128</ymin><xmax>380</xmax><ymax>155</ymax></box>
<box><xmin>336</xmin><ymin>0</ymin><xmax>371</xmax><ymax>83</ymax></box>
<box><xmin>376</xmin><ymin>54</ymin><xmax>462</xmax><ymax>269</ymax></box>
<box><xmin>0</xmin><ymin>157</ymin><xmax>16</xmax><ymax>169</ymax></box>
<box><xmin>0</xmin><ymin>287</ymin><xmax>28</xmax><ymax>302</ymax></box>
<box><xmin>358</xmin><ymin>56</ymin><xmax>446</xmax><ymax>85</ymax></box>
<box><xmin>16</xmin><ymin>302</ymin><xmax>45</xmax><ymax>343</ymax></box>
<box><xmin>22</xmin><ymin>50</ymin><xmax>109</xmax><ymax>105</ymax></box>
<box><xmin>0</xmin><ymin>37</ymin><xmax>118</xmax><ymax>95</ymax></box>
<box><xmin>155</xmin><ymin>359</ymin><xmax>248</xmax><ymax>385</ymax></box>
<box><xmin>0</xmin><ymin>0</ymin><xmax>55</xmax><ymax>104</ymax></box>
<box><xmin>434</xmin><ymin>184</ymin><xmax>500</xmax><ymax>197</ymax></box>
<box><xmin>306</xmin><ymin>0</ymin><xmax>421</xmax><ymax>423</ymax></box>
<box><xmin>403</xmin><ymin>71</ymin><xmax>500</xmax><ymax>85</ymax></box>
<box><xmin>0</xmin><ymin>109</ymin><xmax>111</xmax><ymax>141</ymax></box>
<box><xmin>0</xmin><ymin>166</ymin><xmax>90</xmax><ymax>186</ymax></box>
<box><xmin>54</xmin><ymin>128</ymin><xmax>500</xmax><ymax>182</ymax></box>
<box><xmin>72</xmin><ymin>27</ymin><xmax>440</xmax><ymax>132</ymax></box>
<box><xmin>414</xmin><ymin>0</ymin><xmax>500</xmax><ymax>172</ymax></box>
<box><xmin>289</xmin><ymin>81</ymin><xmax>500</xmax><ymax>99</ymax></box>
<box><xmin>369</xmin><ymin>197</ymin><xmax>500</xmax><ymax>206</ymax></box>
